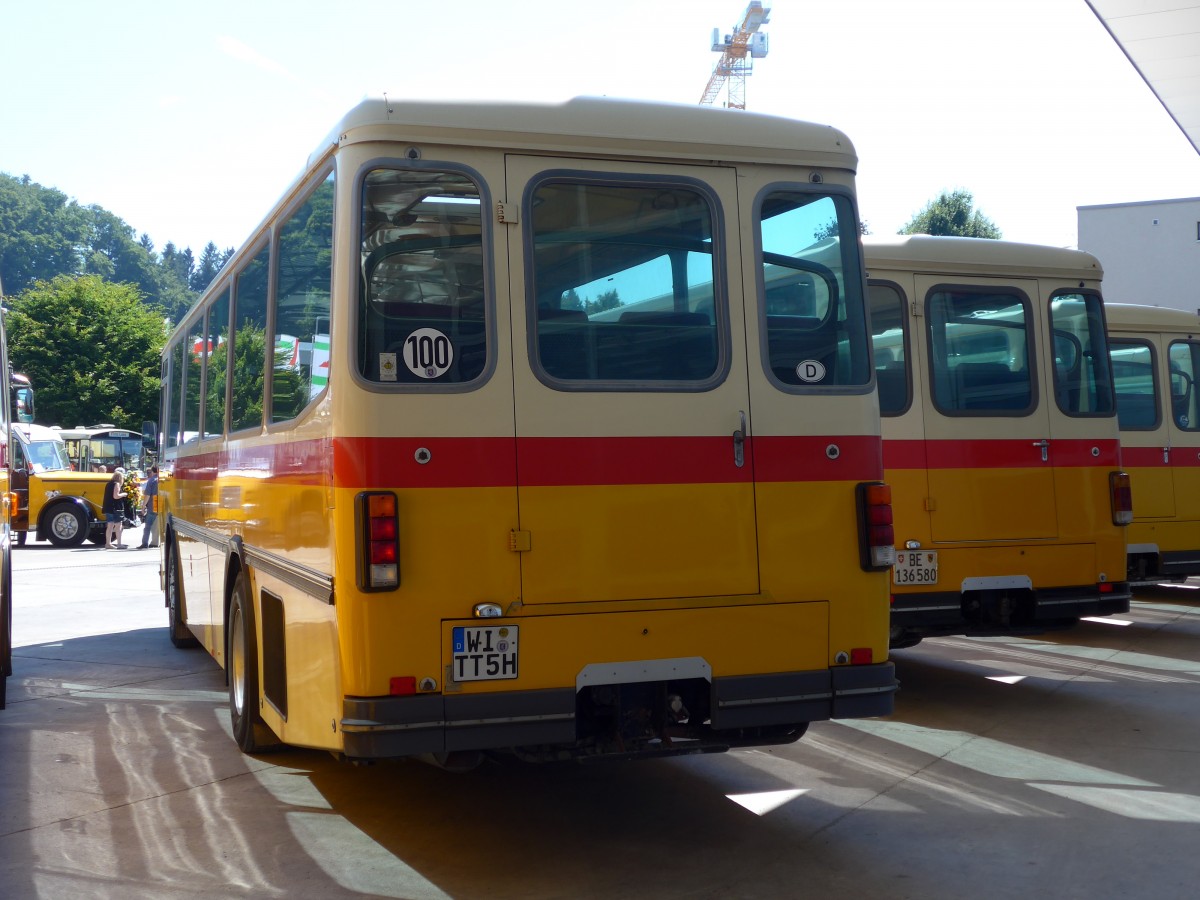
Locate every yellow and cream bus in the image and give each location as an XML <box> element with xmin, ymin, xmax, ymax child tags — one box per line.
<box><xmin>866</xmin><ymin>236</ymin><xmax>1131</xmax><ymax>648</ymax></box>
<box><xmin>1106</xmin><ymin>303</ymin><xmax>1200</xmax><ymax>583</ymax></box>
<box><xmin>158</xmin><ymin>96</ymin><xmax>897</xmax><ymax>765</ymax></box>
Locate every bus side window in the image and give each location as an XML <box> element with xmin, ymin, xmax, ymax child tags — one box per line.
<box><xmin>272</xmin><ymin>170</ymin><xmax>334</xmax><ymax>422</ymax></box>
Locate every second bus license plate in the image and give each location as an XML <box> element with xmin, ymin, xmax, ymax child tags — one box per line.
<box><xmin>452</xmin><ymin>625</ymin><xmax>519</xmax><ymax>681</ymax></box>
<box><xmin>893</xmin><ymin>550</ymin><xmax>938</xmax><ymax>586</ymax></box>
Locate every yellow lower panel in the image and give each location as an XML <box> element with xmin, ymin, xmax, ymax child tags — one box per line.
<box><xmin>440</xmin><ymin>601</ymin><xmax>829</xmax><ymax>694</ymax></box>
<box><xmin>252</xmin><ymin>566</ymin><xmax>341</xmax><ymax>753</ymax></box>
<box><xmin>892</xmin><ymin>541</ymin><xmax>1114</xmax><ymax>594</ymax></box>
<box><xmin>332</xmin><ymin>485</ymin><xmax>521</xmax><ymax>697</ymax></box>
<box><xmin>518</xmin><ymin>482</ymin><xmax>758</xmax><ymax>603</ymax></box>
<box><xmin>755</xmin><ymin>480</ymin><xmax>891</xmax><ymax>657</ymax></box>
<box><xmin>1127</xmin><ymin>519</ymin><xmax>1200</xmax><ymax>556</ymax></box>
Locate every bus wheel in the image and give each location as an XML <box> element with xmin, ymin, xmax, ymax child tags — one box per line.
<box><xmin>45</xmin><ymin>505</ymin><xmax>87</xmax><ymax>548</ymax></box>
<box><xmin>228</xmin><ymin>571</ymin><xmax>279</xmax><ymax>753</ymax></box>
<box><xmin>166</xmin><ymin>542</ymin><xmax>198</xmax><ymax>649</ymax></box>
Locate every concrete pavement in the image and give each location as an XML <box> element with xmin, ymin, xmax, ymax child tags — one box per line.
<box><xmin>3</xmin><ymin>536</ymin><xmax>1200</xmax><ymax>898</ymax></box>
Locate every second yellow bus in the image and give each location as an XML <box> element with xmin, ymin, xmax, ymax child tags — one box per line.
<box><xmin>867</xmin><ymin>235</ymin><xmax>1132</xmax><ymax>647</ymax></box>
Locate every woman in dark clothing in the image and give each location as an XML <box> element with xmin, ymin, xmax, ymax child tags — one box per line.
<box><xmin>103</xmin><ymin>468</ymin><xmax>128</xmax><ymax>549</ymax></box>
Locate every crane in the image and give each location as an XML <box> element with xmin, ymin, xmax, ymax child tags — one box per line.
<box><xmin>699</xmin><ymin>2</ymin><xmax>771</xmax><ymax>109</ymax></box>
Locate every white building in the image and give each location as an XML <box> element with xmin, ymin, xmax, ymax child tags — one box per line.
<box><xmin>1077</xmin><ymin>197</ymin><xmax>1200</xmax><ymax>312</ymax></box>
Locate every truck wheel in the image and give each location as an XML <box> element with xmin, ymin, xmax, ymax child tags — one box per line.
<box><xmin>45</xmin><ymin>505</ymin><xmax>88</xmax><ymax>548</ymax></box>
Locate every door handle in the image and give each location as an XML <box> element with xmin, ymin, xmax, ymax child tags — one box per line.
<box><xmin>1164</xmin><ymin>446</ymin><xmax>1171</xmax><ymax>464</ymax></box>
<box><xmin>1032</xmin><ymin>439</ymin><xmax>1049</xmax><ymax>462</ymax></box>
<box><xmin>733</xmin><ymin>411</ymin><xmax>747</xmax><ymax>468</ymax></box>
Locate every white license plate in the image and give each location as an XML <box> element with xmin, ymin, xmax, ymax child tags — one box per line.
<box><xmin>452</xmin><ymin>625</ymin><xmax>519</xmax><ymax>681</ymax></box>
<box><xmin>893</xmin><ymin>550</ymin><xmax>938</xmax><ymax>586</ymax></box>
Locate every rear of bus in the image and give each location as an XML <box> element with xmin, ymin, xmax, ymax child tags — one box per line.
<box><xmin>161</xmin><ymin>97</ymin><xmax>897</xmax><ymax>764</ymax></box>
<box><xmin>1106</xmin><ymin>303</ymin><xmax>1200</xmax><ymax>583</ymax></box>
<box><xmin>866</xmin><ymin>236</ymin><xmax>1131</xmax><ymax>647</ymax></box>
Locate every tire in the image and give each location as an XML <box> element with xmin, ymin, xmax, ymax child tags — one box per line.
<box><xmin>45</xmin><ymin>504</ymin><xmax>88</xmax><ymax>548</ymax></box>
<box><xmin>1</xmin><ymin>542</ymin><xmax>12</xmax><ymax>708</ymax></box>
<box><xmin>228</xmin><ymin>570</ymin><xmax>277</xmax><ymax>753</ymax></box>
<box><xmin>166</xmin><ymin>541</ymin><xmax>199</xmax><ymax>649</ymax></box>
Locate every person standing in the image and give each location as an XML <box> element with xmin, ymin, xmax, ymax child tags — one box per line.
<box><xmin>137</xmin><ymin>466</ymin><xmax>159</xmax><ymax>550</ymax></box>
<box><xmin>103</xmin><ymin>468</ymin><xmax>128</xmax><ymax>549</ymax></box>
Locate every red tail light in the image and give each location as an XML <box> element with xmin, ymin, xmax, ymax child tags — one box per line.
<box><xmin>856</xmin><ymin>482</ymin><xmax>896</xmax><ymax>571</ymax></box>
<box><xmin>1109</xmin><ymin>471</ymin><xmax>1133</xmax><ymax>526</ymax></box>
<box><xmin>357</xmin><ymin>491</ymin><xmax>400</xmax><ymax>591</ymax></box>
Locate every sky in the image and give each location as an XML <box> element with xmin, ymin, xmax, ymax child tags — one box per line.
<box><xmin>2</xmin><ymin>0</ymin><xmax>1198</xmax><ymax>260</ymax></box>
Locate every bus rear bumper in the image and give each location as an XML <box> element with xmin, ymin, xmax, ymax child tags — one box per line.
<box><xmin>339</xmin><ymin>662</ymin><xmax>897</xmax><ymax>761</ymax></box>
<box><xmin>890</xmin><ymin>583</ymin><xmax>1132</xmax><ymax>642</ymax></box>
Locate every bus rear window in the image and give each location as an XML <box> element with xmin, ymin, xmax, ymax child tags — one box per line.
<box><xmin>1110</xmin><ymin>339</ymin><xmax>1159</xmax><ymax>430</ymax></box>
<box><xmin>1049</xmin><ymin>292</ymin><xmax>1115</xmax><ymax>417</ymax></box>
<box><xmin>758</xmin><ymin>192</ymin><xmax>870</xmax><ymax>388</ymax></box>
<box><xmin>528</xmin><ymin>179</ymin><xmax>721</xmax><ymax>386</ymax></box>
<box><xmin>358</xmin><ymin>168</ymin><xmax>486</xmax><ymax>385</ymax></box>
<box><xmin>928</xmin><ymin>290</ymin><xmax>1034</xmax><ymax>415</ymax></box>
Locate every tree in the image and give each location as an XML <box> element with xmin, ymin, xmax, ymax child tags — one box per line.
<box><xmin>814</xmin><ymin>217</ymin><xmax>871</xmax><ymax>240</ymax></box>
<box><xmin>190</xmin><ymin>241</ymin><xmax>233</xmax><ymax>293</ymax></box>
<box><xmin>0</xmin><ymin>174</ymin><xmax>90</xmax><ymax>292</ymax></box>
<box><xmin>0</xmin><ymin>172</ymin><xmax>205</xmax><ymax>322</ymax></box>
<box><xmin>899</xmin><ymin>189</ymin><xmax>1002</xmax><ymax>239</ymax></box>
<box><xmin>5</xmin><ymin>275</ymin><xmax>168</xmax><ymax>429</ymax></box>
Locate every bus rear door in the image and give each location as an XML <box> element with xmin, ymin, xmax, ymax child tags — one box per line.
<box><xmin>918</xmin><ymin>277</ymin><xmax>1058</xmax><ymax>542</ymax></box>
<box><xmin>505</xmin><ymin>157</ymin><xmax>759</xmax><ymax>604</ymax></box>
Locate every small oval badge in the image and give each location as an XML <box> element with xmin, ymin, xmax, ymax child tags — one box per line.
<box><xmin>796</xmin><ymin>360</ymin><xmax>826</xmax><ymax>383</ymax></box>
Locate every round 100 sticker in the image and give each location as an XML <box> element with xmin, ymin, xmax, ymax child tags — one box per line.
<box><xmin>402</xmin><ymin>328</ymin><xmax>454</xmax><ymax>379</ymax></box>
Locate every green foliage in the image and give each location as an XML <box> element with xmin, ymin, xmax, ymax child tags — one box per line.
<box><xmin>0</xmin><ymin>172</ymin><xmax>235</xmax><ymax>324</ymax></box>
<box><xmin>0</xmin><ymin>174</ymin><xmax>90</xmax><ymax>291</ymax></box>
<box><xmin>229</xmin><ymin>322</ymin><xmax>267</xmax><ymax>431</ymax></box>
<box><xmin>5</xmin><ymin>275</ymin><xmax>167</xmax><ymax>429</ymax></box>
<box><xmin>900</xmin><ymin>189</ymin><xmax>1002</xmax><ymax>239</ymax></box>
<box><xmin>191</xmin><ymin>242</ymin><xmax>234</xmax><ymax>293</ymax></box>
<box><xmin>561</xmin><ymin>288</ymin><xmax>622</xmax><ymax>315</ymax></box>
<box><xmin>0</xmin><ymin>172</ymin><xmax>239</xmax><ymax>429</ymax></box>
<box><xmin>814</xmin><ymin>217</ymin><xmax>871</xmax><ymax>240</ymax></box>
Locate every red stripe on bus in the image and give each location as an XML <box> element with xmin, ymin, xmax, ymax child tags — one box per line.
<box><xmin>332</xmin><ymin>434</ymin><xmax>882</xmax><ymax>489</ymax></box>
<box><xmin>884</xmin><ymin>438</ymin><xmax>1121</xmax><ymax>469</ymax></box>
<box><xmin>334</xmin><ymin>437</ymin><xmax>516</xmax><ymax>489</ymax></box>
<box><xmin>1123</xmin><ymin>446</ymin><xmax>1200</xmax><ymax>467</ymax></box>
<box><xmin>171</xmin><ymin>439</ymin><xmax>333</xmax><ymax>484</ymax></box>
<box><xmin>751</xmin><ymin>435</ymin><xmax>883</xmax><ymax>483</ymax></box>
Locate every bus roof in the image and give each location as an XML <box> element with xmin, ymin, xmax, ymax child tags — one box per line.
<box><xmin>1104</xmin><ymin>302</ymin><xmax>1200</xmax><ymax>333</ymax></box>
<box><xmin>863</xmin><ymin>235</ymin><xmax>1103</xmax><ymax>282</ymax></box>
<box><xmin>312</xmin><ymin>96</ymin><xmax>859</xmax><ymax>172</ymax></box>
<box><xmin>12</xmin><ymin>423</ymin><xmax>64</xmax><ymax>443</ymax></box>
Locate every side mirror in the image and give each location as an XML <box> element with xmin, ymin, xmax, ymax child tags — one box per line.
<box><xmin>141</xmin><ymin>421</ymin><xmax>157</xmax><ymax>449</ymax></box>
